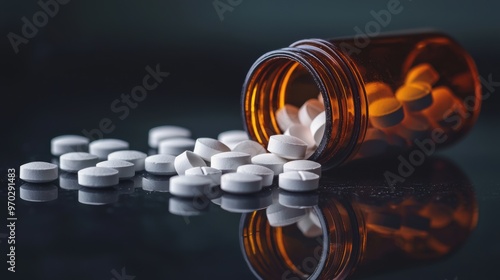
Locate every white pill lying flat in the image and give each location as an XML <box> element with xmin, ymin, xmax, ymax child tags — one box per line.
<box><xmin>251</xmin><ymin>153</ymin><xmax>288</xmax><ymax>175</ymax></box>
<box><xmin>210</xmin><ymin>152</ymin><xmax>251</xmax><ymax>173</ymax></box>
<box><xmin>217</xmin><ymin>130</ymin><xmax>249</xmax><ymax>149</ymax></box>
<box><xmin>20</xmin><ymin>161</ymin><xmax>58</xmax><ymax>183</ymax></box>
<box><xmin>193</xmin><ymin>138</ymin><xmax>230</xmax><ymax>161</ymax></box>
<box><xmin>185</xmin><ymin>166</ymin><xmax>222</xmax><ymax>187</ymax></box>
<box><xmin>237</xmin><ymin>164</ymin><xmax>274</xmax><ymax>187</ymax></box>
<box><xmin>266</xmin><ymin>203</ymin><xmax>307</xmax><ymax>227</ymax></box>
<box><xmin>276</xmin><ymin>105</ymin><xmax>300</xmax><ymax>131</ymax></box>
<box><xmin>89</xmin><ymin>139</ymin><xmax>129</xmax><ymax>160</ymax></box>
<box><xmin>279</xmin><ymin>171</ymin><xmax>319</xmax><ymax>192</ymax></box>
<box><xmin>20</xmin><ymin>183</ymin><xmax>58</xmax><ymax>202</ymax></box>
<box><xmin>220</xmin><ymin>172</ymin><xmax>263</xmax><ymax>194</ymax></box>
<box><xmin>60</xmin><ymin>152</ymin><xmax>99</xmax><ymax>173</ymax></box>
<box><xmin>148</xmin><ymin>125</ymin><xmax>191</xmax><ymax>148</ymax></box>
<box><xmin>174</xmin><ymin>151</ymin><xmax>207</xmax><ymax>175</ymax></box>
<box><xmin>310</xmin><ymin>111</ymin><xmax>326</xmax><ymax>146</ymax></box>
<box><xmin>267</xmin><ymin>135</ymin><xmax>307</xmax><ymax>160</ymax></box>
<box><xmin>78</xmin><ymin>187</ymin><xmax>119</xmax><ymax>205</ymax></box>
<box><xmin>297</xmin><ymin>215</ymin><xmax>323</xmax><ymax>237</ymax></box>
<box><xmin>169</xmin><ymin>175</ymin><xmax>212</xmax><ymax>197</ymax></box>
<box><xmin>283</xmin><ymin>160</ymin><xmax>322</xmax><ymax>176</ymax></box>
<box><xmin>298</xmin><ymin>99</ymin><xmax>324</xmax><ymax>126</ymax></box>
<box><xmin>144</xmin><ymin>154</ymin><xmax>176</xmax><ymax>175</ymax></box>
<box><xmin>108</xmin><ymin>150</ymin><xmax>147</xmax><ymax>171</ymax></box>
<box><xmin>158</xmin><ymin>138</ymin><xmax>195</xmax><ymax>156</ymax></box>
<box><xmin>231</xmin><ymin>140</ymin><xmax>267</xmax><ymax>158</ymax></box>
<box><xmin>285</xmin><ymin>124</ymin><xmax>316</xmax><ymax>149</ymax></box>
<box><xmin>77</xmin><ymin>167</ymin><xmax>119</xmax><ymax>187</ymax></box>
<box><xmin>96</xmin><ymin>160</ymin><xmax>135</xmax><ymax>179</ymax></box>
<box><xmin>51</xmin><ymin>135</ymin><xmax>89</xmax><ymax>156</ymax></box>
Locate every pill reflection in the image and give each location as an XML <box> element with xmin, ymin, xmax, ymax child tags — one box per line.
<box><xmin>20</xmin><ymin>183</ymin><xmax>58</xmax><ymax>202</ymax></box>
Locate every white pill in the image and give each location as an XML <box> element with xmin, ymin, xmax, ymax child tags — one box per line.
<box><xmin>251</xmin><ymin>153</ymin><xmax>288</xmax><ymax>175</ymax></box>
<box><xmin>309</xmin><ymin>210</ymin><xmax>322</xmax><ymax>228</ymax></box>
<box><xmin>169</xmin><ymin>197</ymin><xmax>209</xmax><ymax>216</ymax></box>
<box><xmin>283</xmin><ymin>160</ymin><xmax>322</xmax><ymax>176</ymax></box>
<box><xmin>89</xmin><ymin>139</ymin><xmax>129</xmax><ymax>160</ymax></box>
<box><xmin>405</xmin><ymin>63</ymin><xmax>440</xmax><ymax>86</ymax></box>
<box><xmin>174</xmin><ymin>151</ymin><xmax>207</xmax><ymax>175</ymax></box>
<box><xmin>276</xmin><ymin>104</ymin><xmax>300</xmax><ymax>131</ymax></box>
<box><xmin>59</xmin><ymin>152</ymin><xmax>99</xmax><ymax>173</ymax></box>
<box><xmin>108</xmin><ymin>150</ymin><xmax>147</xmax><ymax>171</ymax></box>
<box><xmin>220</xmin><ymin>190</ymin><xmax>273</xmax><ymax>213</ymax></box>
<box><xmin>279</xmin><ymin>171</ymin><xmax>319</xmax><ymax>192</ymax></box>
<box><xmin>211</xmin><ymin>152</ymin><xmax>251</xmax><ymax>173</ymax></box>
<box><xmin>237</xmin><ymin>164</ymin><xmax>274</xmax><ymax>187</ymax></box>
<box><xmin>20</xmin><ymin>161</ymin><xmax>58</xmax><ymax>183</ymax></box>
<box><xmin>267</xmin><ymin>135</ymin><xmax>307</xmax><ymax>160</ymax></box>
<box><xmin>231</xmin><ymin>140</ymin><xmax>267</xmax><ymax>157</ymax></box>
<box><xmin>20</xmin><ymin>183</ymin><xmax>58</xmax><ymax>202</ymax></box>
<box><xmin>284</xmin><ymin>124</ymin><xmax>316</xmax><ymax>149</ymax></box>
<box><xmin>51</xmin><ymin>135</ymin><xmax>89</xmax><ymax>156</ymax></box>
<box><xmin>142</xmin><ymin>175</ymin><xmax>170</xmax><ymax>192</ymax></box>
<box><xmin>96</xmin><ymin>160</ymin><xmax>135</xmax><ymax>179</ymax></box>
<box><xmin>193</xmin><ymin>137</ymin><xmax>230</xmax><ymax>161</ymax></box>
<box><xmin>266</xmin><ymin>203</ymin><xmax>306</xmax><ymax>227</ymax></box>
<box><xmin>158</xmin><ymin>138</ymin><xmax>195</xmax><ymax>156</ymax></box>
<box><xmin>297</xmin><ymin>215</ymin><xmax>323</xmax><ymax>237</ymax></box>
<box><xmin>148</xmin><ymin>125</ymin><xmax>191</xmax><ymax>148</ymax></box>
<box><xmin>298</xmin><ymin>99</ymin><xmax>324</xmax><ymax>126</ymax></box>
<box><xmin>59</xmin><ymin>172</ymin><xmax>81</xmax><ymax>190</ymax></box>
<box><xmin>220</xmin><ymin>172</ymin><xmax>262</xmax><ymax>194</ymax></box>
<box><xmin>169</xmin><ymin>175</ymin><xmax>211</xmax><ymax>197</ymax></box>
<box><xmin>77</xmin><ymin>167</ymin><xmax>119</xmax><ymax>187</ymax></box>
<box><xmin>310</xmin><ymin>112</ymin><xmax>326</xmax><ymax>146</ymax></box>
<box><xmin>217</xmin><ymin>130</ymin><xmax>249</xmax><ymax>149</ymax></box>
<box><xmin>78</xmin><ymin>187</ymin><xmax>119</xmax><ymax>205</ymax></box>
<box><xmin>144</xmin><ymin>154</ymin><xmax>176</xmax><ymax>175</ymax></box>
<box><xmin>185</xmin><ymin>166</ymin><xmax>222</xmax><ymax>187</ymax></box>
<box><xmin>317</xmin><ymin>92</ymin><xmax>324</xmax><ymax>104</ymax></box>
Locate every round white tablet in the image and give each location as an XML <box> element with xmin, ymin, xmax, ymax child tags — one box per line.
<box><xmin>276</xmin><ymin>105</ymin><xmax>300</xmax><ymax>131</ymax></box>
<box><xmin>144</xmin><ymin>154</ymin><xmax>176</xmax><ymax>175</ymax></box>
<box><xmin>279</xmin><ymin>171</ymin><xmax>320</xmax><ymax>192</ymax></box>
<box><xmin>174</xmin><ymin>151</ymin><xmax>207</xmax><ymax>175</ymax></box>
<box><xmin>231</xmin><ymin>140</ymin><xmax>267</xmax><ymax>157</ymax></box>
<box><xmin>266</xmin><ymin>203</ymin><xmax>307</xmax><ymax>227</ymax></box>
<box><xmin>51</xmin><ymin>135</ymin><xmax>89</xmax><ymax>156</ymax></box>
<box><xmin>96</xmin><ymin>160</ymin><xmax>135</xmax><ymax>179</ymax></box>
<box><xmin>169</xmin><ymin>175</ymin><xmax>212</xmax><ymax>197</ymax></box>
<box><xmin>237</xmin><ymin>164</ymin><xmax>274</xmax><ymax>187</ymax></box>
<box><xmin>89</xmin><ymin>139</ymin><xmax>129</xmax><ymax>160</ymax></box>
<box><xmin>158</xmin><ymin>138</ymin><xmax>195</xmax><ymax>156</ymax></box>
<box><xmin>108</xmin><ymin>150</ymin><xmax>147</xmax><ymax>171</ymax></box>
<box><xmin>283</xmin><ymin>160</ymin><xmax>322</xmax><ymax>176</ymax></box>
<box><xmin>193</xmin><ymin>138</ymin><xmax>230</xmax><ymax>161</ymax></box>
<box><xmin>148</xmin><ymin>125</ymin><xmax>191</xmax><ymax>148</ymax></box>
<box><xmin>20</xmin><ymin>161</ymin><xmax>58</xmax><ymax>183</ymax></box>
<box><xmin>284</xmin><ymin>124</ymin><xmax>316</xmax><ymax>149</ymax></box>
<box><xmin>298</xmin><ymin>99</ymin><xmax>324</xmax><ymax>126</ymax></box>
<box><xmin>77</xmin><ymin>167</ymin><xmax>119</xmax><ymax>187</ymax></box>
<box><xmin>251</xmin><ymin>153</ymin><xmax>288</xmax><ymax>175</ymax></box>
<box><xmin>267</xmin><ymin>135</ymin><xmax>307</xmax><ymax>160</ymax></box>
<box><xmin>20</xmin><ymin>183</ymin><xmax>58</xmax><ymax>202</ymax></box>
<box><xmin>310</xmin><ymin>112</ymin><xmax>326</xmax><ymax>146</ymax></box>
<box><xmin>220</xmin><ymin>172</ymin><xmax>262</xmax><ymax>194</ymax></box>
<box><xmin>78</xmin><ymin>187</ymin><xmax>119</xmax><ymax>205</ymax></box>
<box><xmin>211</xmin><ymin>152</ymin><xmax>251</xmax><ymax>173</ymax></box>
<box><xmin>59</xmin><ymin>152</ymin><xmax>99</xmax><ymax>173</ymax></box>
<box><xmin>217</xmin><ymin>130</ymin><xmax>249</xmax><ymax>149</ymax></box>
<box><xmin>185</xmin><ymin>166</ymin><xmax>222</xmax><ymax>187</ymax></box>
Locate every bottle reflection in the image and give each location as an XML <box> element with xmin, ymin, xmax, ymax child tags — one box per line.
<box><xmin>240</xmin><ymin>157</ymin><xmax>478</xmax><ymax>280</ymax></box>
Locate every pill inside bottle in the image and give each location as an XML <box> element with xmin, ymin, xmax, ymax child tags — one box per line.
<box><xmin>242</xmin><ymin>31</ymin><xmax>481</xmax><ymax>169</ymax></box>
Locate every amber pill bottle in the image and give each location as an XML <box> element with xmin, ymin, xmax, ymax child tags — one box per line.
<box><xmin>242</xmin><ymin>31</ymin><xmax>481</xmax><ymax>169</ymax></box>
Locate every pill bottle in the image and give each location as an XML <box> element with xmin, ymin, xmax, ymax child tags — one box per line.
<box><xmin>242</xmin><ymin>31</ymin><xmax>481</xmax><ymax>169</ymax></box>
<box><xmin>239</xmin><ymin>159</ymin><xmax>478</xmax><ymax>279</ymax></box>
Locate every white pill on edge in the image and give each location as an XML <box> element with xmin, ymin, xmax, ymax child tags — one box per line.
<box><xmin>283</xmin><ymin>160</ymin><xmax>322</xmax><ymax>176</ymax></box>
<box><xmin>51</xmin><ymin>135</ymin><xmax>89</xmax><ymax>156</ymax></box>
<box><xmin>185</xmin><ymin>166</ymin><xmax>222</xmax><ymax>187</ymax></box>
<box><xmin>237</xmin><ymin>164</ymin><xmax>274</xmax><ymax>187</ymax></box>
<box><xmin>267</xmin><ymin>135</ymin><xmax>307</xmax><ymax>160</ymax></box>
<box><xmin>217</xmin><ymin>130</ymin><xmax>249</xmax><ymax>148</ymax></box>
<box><xmin>59</xmin><ymin>152</ymin><xmax>99</xmax><ymax>173</ymax></box>
<box><xmin>210</xmin><ymin>152</ymin><xmax>251</xmax><ymax>173</ymax></box>
<box><xmin>220</xmin><ymin>172</ymin><xmax>263</xmax><ymax>194</ymax></box>
<box><xmin>251</xmin><ymin>153</ymin><xmax>288</xmax><ymax>175</ymax></box>
<box><xmin>193</xmin><ymin>138</ymin><xmax>230</xmax><ymax>161</ymax></box>
<box><xmin>169</xmin><ymin>175</ymin><xmax>212</xmax><ymax>197</ymax></box>
<box><xmin>96</xmin><ymin>160</ymin><xmax>135</xmax><ymax>179</ymax></box>
<box><xmin>108</xmin><ymin>150</ymin><xmax>147</xmax><ymax>171</ymax></box>
<box><xmin>144</xmin><ymin>154</ymin><xmax>176</xmax><ymax>175</ymax></box>
<box><xmin>310</xmin><ymin>111</ymin><xmax>326</xmax><ymax>146</ymax></box>
<box><xmin>89</xmin><ymin>139</ymin><xmax>129</xmax><ymax>160</ymax></box>
<box><xmin>158</xmin><ymin>138</ymin><xmax>195</xmax><ymax>156</ymax></box>
<box><xmin>231</xmin><ymin>140</ymin><xmax>267</xmax><ymax>158</ymax></box>
<box><xmin>285</xmin><ymin>124</ymin><xmax>316</xmax><ymax>149</ymax></box>
<box><xmin>174</xmin><ymin>151</ymin><xmax>207</xmax><ymax>175</ymax></box>
<box><xmin>298</xmin><ymin>99</ymin><xmax>324</xmax><ymax>126</ymax></box>
<box><xmin>148</xmin><ymin>125</ymin><xmax>191</xmax><ymax>148</ymax></box>
<box><xmin>20</xmin><ymin>161</ymin><xmax>58</xmax><ymax>183</ymax></box>
<box><xmin>279</xmin><ymin>171</ymin><xmax>319</xmax><ymax>192</ymax></box>
<box><xmin>266</xmin><ymin>203</ymin><xmax>307</xmax><ymax>227</ymax></box>
<box><xmin>78</xmin><ymin>167</ymin><xmax>119</xmax><ymax>187</ymax></box>
<box><xmin>276</xmin><ymin>105</ymin><xmax>300</xmax><ymax>131</ymax></box>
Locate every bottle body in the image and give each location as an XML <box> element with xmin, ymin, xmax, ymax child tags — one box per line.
<box><xmin>242</xmin><ymin>31</ymin><xmax>481</xmax><ymax>169</ymax></box>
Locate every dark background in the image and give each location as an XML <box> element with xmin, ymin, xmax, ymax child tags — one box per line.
<box><xmin>0</xmin><ymin>0</ymin><xmax>499</xmax><ymax>279</ymax></box>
